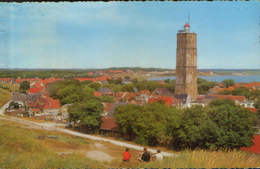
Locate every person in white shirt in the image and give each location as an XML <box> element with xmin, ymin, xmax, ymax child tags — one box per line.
<box><xmin>154</xmin><ymin>149</ymin><xmax>163</xmax><ymax>161</ymax></box>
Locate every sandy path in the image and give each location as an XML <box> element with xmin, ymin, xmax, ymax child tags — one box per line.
<box><xmin>0</xmin><ymin>101</ymin><xmax>177</xmax><ymax>157</ymax></box>
<box><xmin>87</xmin><ymin>151</ymin><xmax>114</xmax><ymax>162</ymax></box>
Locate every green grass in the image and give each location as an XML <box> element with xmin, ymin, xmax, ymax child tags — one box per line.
<box><xmin>139</xmin><ymin>150</ymin><xmax>260</xmax><ymax>168</ymax></box>
<box><xmin>0</xmin><ymin>120</ymin><xmax>103</xmax><ymax>168</ymax></box>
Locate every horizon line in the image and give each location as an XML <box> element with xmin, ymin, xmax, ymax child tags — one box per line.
<box><xmin>0</xmin><ymin>67</ymin><xmax>260</xmax><ymax>71</ymax></box>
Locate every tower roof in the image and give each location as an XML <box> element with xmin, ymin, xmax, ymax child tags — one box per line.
<box><xmin>184</xmin><ymin>22</ymin><xmax>190</xmax><ymax>27</ymax></box>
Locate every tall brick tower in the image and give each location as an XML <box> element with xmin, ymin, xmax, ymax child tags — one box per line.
<box><xmin>175</xmin><ymin>22</ymin><xmax>198</xmax><ymax>100</ymax></box>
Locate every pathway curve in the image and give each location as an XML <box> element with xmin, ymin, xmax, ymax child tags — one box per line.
<box><xmin>0</xmin><ymin>100</ymin><xmax>12</xmax><ymax>115</ymax></box>
<box><xmin>0</xmin><ymin>101</ymin><xmax>177</xmax><ymax>157</ymax></box>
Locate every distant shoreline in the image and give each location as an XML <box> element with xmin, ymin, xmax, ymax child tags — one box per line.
<box><xmin>148</xmin><ymin>75</ymin><xmax>260</xmax><ymax>83</ymax></box>
<box><xmin>0</xmin><ymin>68</ymin><xmax>260</xmax><ymax>71</ymax></box>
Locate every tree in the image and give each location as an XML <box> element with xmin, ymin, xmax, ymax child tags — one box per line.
<box><xmin>19</xmin><ymin>81</ymin><xmax>30</xmax><ymax>93</ymax></box>
<box><xmin>207</xmin><ymin>99</ymin><xmax>256</xmax><ymax>150</ymax></box>
<box><xmin>47</xmin><ymin>79</ymin><xmax>81</xmax><ymax>98</ymax></box>
<box><xmin>132</xmin><ymin>78</ymin><xmax>138</xmax><ymax>83</ymax></box>
<box><xmin>100</xmin><ymin>95</ymin><xmax>114</xmax><ymax>103</ymax></box>
<box><xmin>68</xmin><ymin>99</ymin><xmax>103</xmax><ymax>132</ymax></box>
<box><xmin>108</xmin><ymin>78</ymin><xmax>123</xmax><ymax>85</ymax></box>
<box><xmin>124</xmin><ymin>76</ymin><xmax>130</xmax><ymax>81</ymax></box>
<box><xmin>88</xmin><ymin>82</ymin><xmax>101</xmax><ymax>91</ymax></box>
<box><xmin>164</xmin><ymin>79</ymin><xmax>170</xmax><ymax>84</ymax></box>
<box><xmin>171</xmin><ymin>100</ymin><xmax>256</xmax><ymax>150</ymax></box>
<box><xmin>231</xmin><ymin>87</ymin><xmax>251</xmax><ymax>99</ymax></box>
<box><xmin>222</xmin><ymin>79</ymin><xmax>235</xmax><ymax>88</ymax></box>
<box><xmin>254</xmin><ymin>99</ymin><xmax>260</xmax><ymax>109</ymax></box>
<box><xmin>82</xmin><ymin>86</ymin><xmax>95</xmax><ymax>96</ymax></box>
<box><xmin>172</xmin><ymin>105</ymin><xmax>218</xmax><ymax>150</ymax></box>
<box><xmin>254</xmin><ymin>99</ymin><xmax>260</xmax><ymax>127</ymax></box>
<box><xmin>114</xmin><ymin>104</ymin><xmax>143</xmax><ymax>140</ymax></box>
<box><xmin>197</xmin><ymin>78</ymin><xmax>217</xmax><ymax>94</ymax></box>
<box><xmin>56</xmin><ymin>85</ymin><xmax>83</xmax><ymax>104</ymax></box>
<box><xmin>134</xmin><ymin>80</ymin><xmax>163</xmax><ymax>92</ymax></box>
<box><xmin>115</xmin><ymin>103</ymin><xmax>179</xmax><ymax>146</ymax></box>
<box><xmin>122</xmin><ymin>84</ymin><xmax>134</xmax><ymax>92</ymax></box>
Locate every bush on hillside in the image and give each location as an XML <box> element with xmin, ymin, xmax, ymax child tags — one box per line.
<box><xmin>115</xmin><ymin>99</ymin><xmax>256</xmax><ymax>150</ymax></box>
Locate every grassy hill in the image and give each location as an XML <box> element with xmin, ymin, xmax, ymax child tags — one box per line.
<box><xmin>0</xmin><ymin>88</ymin><xmax>11</xmax><ymax>107</ymax></box>
<box><xmin>0</xmin><ymin>119</ymin><xmax>259</xmax><ymax>168</ymax></box>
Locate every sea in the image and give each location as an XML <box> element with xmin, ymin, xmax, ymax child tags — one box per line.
<box><xmin>148</xmin><ymin>75</ymin><xmax>260</xmax><ymax>83</ymax></box>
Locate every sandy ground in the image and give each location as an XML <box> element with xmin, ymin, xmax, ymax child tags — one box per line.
<box><xmin>87</xmin><ymin>150</ymin><xmax>114</xmax><ymax>162</ymax></box>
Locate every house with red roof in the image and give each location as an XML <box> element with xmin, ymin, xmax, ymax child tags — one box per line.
<box><xmin>247</xmin><ymin>107</ymin><xmax>257</xmax><ymax>113</ymax></box>
<box><xmin>0</xmin><ymin>78</ymin><xmax>13</xmax><ymax>83</ymax></box>
<box><xmin>28</xmin><ymin>87</ymin><xmax>42</xmax><ymax>94</ymax></box>
<box><xmin>109</xmin><ymin>70</ymin><xmax>124</xmax><ymax>74</ymax></box>
<box><xmin>241</xmin><ymin>134</ymin><xmax>260</xmax><ymax>154</ymax></box>
<box><xmin>95</xmin><ymin>75</ymin><xmax>112</xmax><ymax>82</ymax></box>
<box><xmin>148</xmin><ymin>95</ymin><xmax>175</xmax><ymax>107</ymax></box>
<box><xmin>94</xmin><ymin>91</ymin><xmax>103</xmax><ymax>97</ymax></box>
<box><xmin>100</xmin><ymin>116</ymin><xmax>119</xmax><ymax>136</ymax></box>
<box><xmin>75</xmin><ymin>77</ymin><xmax>95</xmax><ymax>82</ymax></box>
<box><xmin>43</xmin><ymin>77</ymin><xmax>62</xmax><ymax>85</ymax></box>
<box><xmin>102</xmin><ymin>102</ymin><xmax>115</xmax><ymax>116</ymax></box>
<box><xmin>30</xmin><ymin>108</ymin><xmax>41</xmax><ymax>114</ymax></box>
<box><xmin>75</xmin><ymin>75</ymin><xmax>111</xmax><ymax>83</ymax></box>
<box><xmin>42</xmin><ymin>95</ymin><xmax>61</xmax><ymax>114</ymax></box>
<box><xmin>208</xmin><ymin>94</ymin><xmax>246</xmax><ymax>104</ymax></box>
<box><xmin>135</xmin><ymin>90</ymin><xmax>151</xmax><ymax>104</ymax></box>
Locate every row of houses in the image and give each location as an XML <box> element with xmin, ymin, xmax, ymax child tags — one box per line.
<box><xmin>8</xmin><ymin>92</ymin><xmax>66</xmax><ymax>121</ymax></box>
<box><xmin>95</xmin><ymin>86</ymin><xmax>256</xmax><ymax>109</ymax></box>
<box><xmin>211</xmin><ymin>82</ymin><xmax>260</xmax><ymax>94</ymax></box>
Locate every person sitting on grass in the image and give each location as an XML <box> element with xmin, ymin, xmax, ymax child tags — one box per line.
<box><xmin>123</xmin><ymin>148</ymin><xmax>131</xmax><ymax>162</ymax></box>
<box><xmin>138</xmin><ymin>147</ymin><xmax>150</xmax><ymax>162</ymax></box>
<box><xmin>154</xmin><ymin>149</ymin><xmax>163</xmax><ymax>161</ymax></box>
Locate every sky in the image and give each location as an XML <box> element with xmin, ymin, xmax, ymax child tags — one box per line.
<box><xmin>0</xmin><ymin>2</ymin><xmax>259</xmax><ymax>69</ymax></box>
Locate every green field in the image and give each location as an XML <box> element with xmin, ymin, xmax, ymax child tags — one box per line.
<box><xmin>0</xmin><ymin>119</ymin><xmax>259</xmax><ymax>168</ymax></box>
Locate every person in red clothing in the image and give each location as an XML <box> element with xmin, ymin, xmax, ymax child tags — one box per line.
<box><xmin>123</xmin><ymin>148</ymin><xmax>131</xmax><ymax>162</ymax></box>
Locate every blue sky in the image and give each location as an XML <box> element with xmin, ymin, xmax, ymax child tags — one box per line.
<box><xmin>0</xmin><ymin>2</ymin><xmax>259</xmax><ymax>69</ymax></box>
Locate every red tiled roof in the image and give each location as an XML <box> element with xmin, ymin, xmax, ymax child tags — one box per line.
<box><xmin>32</xmin><ymin>82</ymin><xmax>44</xmax><ymax>89</ymax></box>
<box><xmin>250</xmin><ymin>82</ymin><xmax>260</xmax><ymax>87</ymax></box>
<box><xmin>75</xmin><ymin>75</ymin><xmax>111</xmax><ymax>82</ymax></box>
<box><xmin>148</xmin><ymin>95</ymin><xmax>174</xmax><ymax>107</ymax></box>
<box><xmin>247</xmin><ymin>108</ymin><xmax>257</xmax><ymax>113</ymax></box>
<box><xmin>224</xmin><ymin>86</ymin><xmax>235</xmax><ymax>91</ymax></box>
<box><xmin>31</xmin><ymin>108</ymin><xmax>41</xmax><ymax>112</ymax></box>
<box><xmin>234</xmin><ymin>83</ymin><xmax>240</xmax><ymax>88</ymax></box>
<box><xmin>241</xmin><ymin>135</ymin><xmax>260</xmax><ymax>154</ymax></box>
<box><xmin>94</xmin><ymin>91</ymin><xmax>103</xmax><ymax>97</ymax></box>
<box><xmin>75</xmin><ymin>77</ymin><xmax>95</xmax><ymax>82</ymax></box>
<box><xmin>100</xmin><ymin>117</ymin><xmax>118</xmax><ymax>131</ymax></box>
<box><xmin>29</xmin><ymin>88</ymin><xmax>42</xmax><ymax>94</ymax></box>
<box><xmin>109</xmin><ymin>70</ymin><xmax>123</xmax><ymax>73</ymax></box>
<box><xmin>41</xmin><ymin>95</ymin><xmax>61</xmax><ymax>109</ymax></box>
<box><xmin>95</xmin><ymin>75</ymin><xmax>112</xmax><ymax>81</ymax></box>
<box><xmin>102</xmin><ymin>102</ymin><xmax>114</xmax><ymax>112</ymax></box>
<box><xmin>0</xmin><ymin>78</ymin><xmax>12</xmax><ymax>82</ymax></box>
<box><xmin>240</xmin><ymin>82</ymin><xmax>260</xmax><ymax>89</ymax></box>
<box><xmin>43</xmin><ymin>78</ymin><xmax>62</xmax><ymax>85</ymax></box>
<box><xmin>218</xmin><ymin>83</ymin><xmax>224</xmax><ymax>87</ymax></box>
<box><xmin>209</xmin><ymin>95</ymin><xmax>246</xmax><ymax>102</ymax></box>
<box><xmin>16</xmin><ymin>78</ymin><xmax>41</xmax><ymax>84</ymax></box>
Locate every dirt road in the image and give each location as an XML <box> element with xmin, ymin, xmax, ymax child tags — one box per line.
<box><xmin>0</xmin><ymin>101</ymin><xmax>177</xmax><ymax>157</ymax></box>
